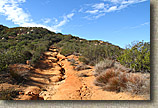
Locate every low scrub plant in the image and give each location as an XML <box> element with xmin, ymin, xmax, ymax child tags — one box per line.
<box><xmin>94</xmin><ymin>68</ymin><xmax>150</xmax><ymax>95</ymax></box>
<box><xmin>94</xmin><ymin>59</ymin><xmax>115</xmax><ymax>76</ymax></box>
<box><xmin>75</xmin><ymin>63</ymin><xmax>91</xmax><ymax>71</ymax></box>
<box><xmin>0</xmin><ymin>87</ymin><xmax>20</xmax><ymax>100</ymax></box>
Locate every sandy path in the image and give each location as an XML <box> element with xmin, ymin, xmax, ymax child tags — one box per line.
<box><xmin>46</xmin><ymin>59</ymin><xmax>144</xmax><ymax>100</ymax></box>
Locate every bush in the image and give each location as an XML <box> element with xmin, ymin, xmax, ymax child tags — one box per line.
<box><xmin>94</xmin><ymin>68</ymin><xmax>150</xmax><ymax>95</ymax></box>
<box><xmin>23</xmin><ymin>51</ymin><xmax>32</xmax><ymax>60</ymax></box>
<box><xmin>0</xmin><ymin>49</ymin><xmax>26</xmax><ymax>72</ymax></box>
<box><xmin>55</xmin><ymin>39</ymin><xmax>123</xmax><ymax>66</ymax></box>
<box><xmin>74</xmin><ymin>63</ymin><xmax>91</xmax><ymax>71</ymax></box>
<box><xmin>67</xmin><ymin>58</ymin><xmax>78</xmax><ymax>66</ymax></box>
<box><xmin>125</xmin><ymin>73</ymin><xmax>150</xmax><ymax>95</ymax></box>
<box><xmin>94</xmin><ymin>59</ymin><xmax>115</xmax><ymax>76</ymax></box>
<box><xmin>117</xmin><ymin>41</ymin><xmax>150</xmax><ymax>72</ymax></box>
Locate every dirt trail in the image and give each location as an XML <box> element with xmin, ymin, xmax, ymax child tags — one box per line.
<box><xmin>19</xmin><ymin>46</ymin><xmax>145</xmax><ymax>100</ymax></box>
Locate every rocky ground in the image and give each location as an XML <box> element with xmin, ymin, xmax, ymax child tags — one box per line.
<box><xmin>0</xmin><ymin>46</ymin><xmax>146</xmax><ymax>100</ymax></box>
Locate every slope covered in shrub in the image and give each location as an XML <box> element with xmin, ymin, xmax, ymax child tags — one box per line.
<box><xmin>0</xmin><ymin>25</ymin><xmax>150</xmax><ymax>74</ymax></box>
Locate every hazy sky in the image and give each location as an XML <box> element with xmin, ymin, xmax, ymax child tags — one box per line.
<box><xmin>0</xmin><ymin>0</ymin><xmax>150</xmax><ymax>48</ymax></box>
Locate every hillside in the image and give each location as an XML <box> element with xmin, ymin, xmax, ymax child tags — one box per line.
<box><xmin>0</xmin><ymin>25</ymin><xmax>150</xmax><ymax>100</ymax></box>
<box><xmin>0</xmin><ymin>25</ymin><xmax>124</xmax><ymax>70</ymax></box>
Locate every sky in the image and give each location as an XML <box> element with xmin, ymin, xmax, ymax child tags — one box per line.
<box><xmin>0</xmin><ymin>0</ymin><xmax>150</xmax><ymax>48</ymax></box>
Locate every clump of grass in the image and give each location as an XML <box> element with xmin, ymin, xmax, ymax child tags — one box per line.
<box><xmin>75</xmin><ymin>63</ymin><xmax>91</xmax><ymax>71</ymax></box>
<box><xmin>94</xmin><ymin>59</ymin><xmax>114</xmax><ymax>76</ymax></box>
<box><xmin>94</xmin><ymin>68</ymin><xmax>127</xmax><ymax>92</ymax></box>
<box><xmin>125</xmin><ymin>73</ymin><xmax>150</xmax><ymax>95</ymax></box>
<box><xmin>67</xmin><ymin>58</ymin><xmax>77</xmax><ymax>66</ymax></box>
<box><xmin>114</xmin><ymin>62</ymin><xmax>133</xmax><ymax>73</ymax></box>
<box><xmin>94</xmin><ymin>60</ymin><xmax>150</xmax><ymax>96</ymax></box>
<box><xmin>0</xmin><ymin>87</ymin><xmax>20</xmax><ymax>100</ymax></box>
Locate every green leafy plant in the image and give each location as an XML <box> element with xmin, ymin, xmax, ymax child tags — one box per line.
<box><xmin>117</xmin><ymin>41</ymin><xmax>150</xmax><ymax>72</ymax></box>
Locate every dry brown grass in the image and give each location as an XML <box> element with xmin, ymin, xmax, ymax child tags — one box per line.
<box><xmin>94</xmin><ymin>60</ymin><xmax>150</xmax><ymax>96</ymax></box>
<box><xmin>75</xmin><ymin>63</ymin><xmax>91</xmax><ymax>71</ymax></box>
<box><xmin>94</xmin><ymin>59</ymin><xmax>114</xmax><ymax>76</ymax></box>
<box><xmin>94</xmin><ymin>69</ymin><xmax>127</xmax><ymax>92</ymax></box>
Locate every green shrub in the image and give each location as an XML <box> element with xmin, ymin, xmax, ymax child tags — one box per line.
<box><xmin>117</xmin><ymin>41</ymin><xmax>150</xmax><ymax>72</ymax></box>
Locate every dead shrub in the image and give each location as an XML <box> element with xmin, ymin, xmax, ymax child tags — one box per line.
<box><xmin>94</xmin><ymin>69</ymin><xmax>126</xmax><ymax>92</ymax></box>
<box><xmin>125</xmin><ymin>73</ymin><xmax>150</xmax><ymax>95</ymax></box>
<box><xmin>68</xmin><ymin>58</ymin><xmax>77</xmax><ymax>66</ymax></box>
<box><xmin>114</xmin><ymin>62</ymin><xmax>133</xmax><ymax>73</ymax></box>
<box><xmin>94</xmin><ymin>68</ymin><xmax>150</xmax><ymax>96</ymax></box>
<box><xmin>94</xmin><ymin>59</ymin><xmax>114</xmax><ymax>76</ymax></box>
<box><xmin>94</xmin><ymin>60</ymin><xmax>133</xmax><ymax>77</ymax></box>
<box><xmin>75</xmin><ymin>63</ymin><xmax>91</xmax><ymax>71</ymax></box>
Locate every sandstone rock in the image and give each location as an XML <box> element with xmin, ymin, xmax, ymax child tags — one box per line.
<box><xmin>47</xmin><ymin>57</ymin><xmax>58</xmax><ymax>62</ymax></box>
<box><xmin>54</xmin><ymin>65</ymin><xmax>62</xmax><ymax>71</ymax></box>
<box><xmin>43</xmin><ymin>51</ymin><xmax>53</xmax><ymax>56</ymax></box>
<box><xmin>50</xmin><ymin>76</ymin><xmax>62</xmax><ymax>82</ymax></box>
<box><xmin>57</xmin><ymin>61</ymin><xmax>64</xmax><ymax>67</ymax></box>
<box><xmin>19</xmin><ymin>94</ymin><xmax>44</xmax><ymax>100</ymax></box>
<box><xmin>81</xmin><ymin>86</ymin><xmax>87</xmax><ymax>91</ymax></box>
<box><xmin>18</xmin><ymin>86</ymin><xmax>44</xmax><ymax>100</ymax></box>
<box><xmin>44</xmin><ymin>60</ymin><xmax>52</xmax><ymax>63</ymax></box>
<box><xmin>57</xmin><ymin>54</ymin><xmax>66</xmax><ymax>61</ymax></box>
<box><xmin>51</xmin><ymin>52</ymin><xmax>58</xmax><ymax>57</ymax></box>
<box><xmin>30</xmin><ymin>77</ymin><xmax>50</xmax><ymax>84</ymax></box>
<box><xmin>49</xmin><ymin>48</ymin><xmax>58</xmax><ymax>52</ymax></box>
<box><xmin>51</xmin><ymin>70</ymin><xmax>61</xmax><ymax>75</ymax></box>
<box><xmin>26</xmin><ymin>60</ymin><xmax>32</xmax><ymax>65</ymax></box>
<box><xmin>24</xmin><ymin>86</ymin><xmax>41</xmax><ymax>95</ymax></box>
<box><xmin>49</xmin><ymin>46</ymin><xmax>56</xmax><ymax>49</ymax></box>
